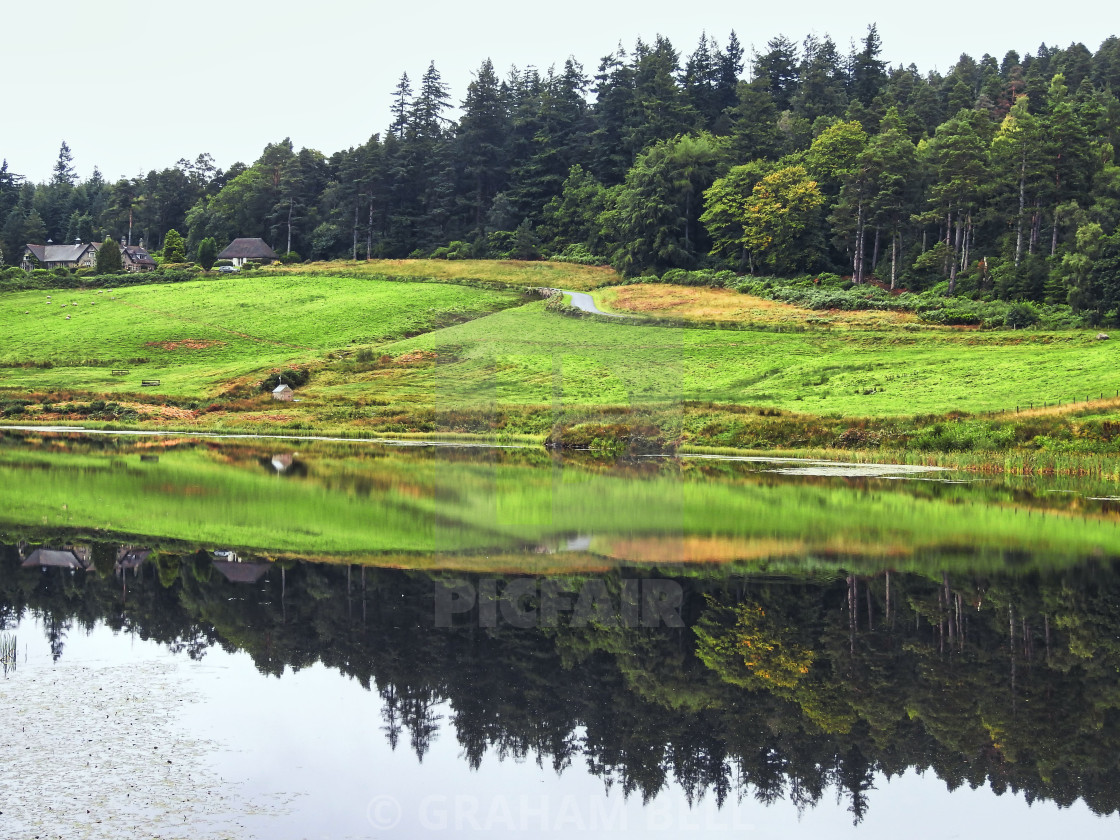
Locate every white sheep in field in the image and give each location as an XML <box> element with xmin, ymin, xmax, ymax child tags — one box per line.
<box><xmin>65</xmin><ymin>315</ymin><xmax>71</xmax><ymax>320</ymax></box>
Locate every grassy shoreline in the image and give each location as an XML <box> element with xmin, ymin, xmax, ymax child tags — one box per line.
<box><xmin>3</xmin><ymin>260</ymin><xmax>1118</xmax><ymax>478</ymax></box>
<box><xmin>3</xmin><ymin>411</ymin><xmax>1118</xmax><ymax>478</ymax></box>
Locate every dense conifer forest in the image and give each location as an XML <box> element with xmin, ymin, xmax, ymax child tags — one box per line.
<box><xmin>3</xmin><ymin>27</ymin><xmax>1120</xmax><ymax>315</ymax></box>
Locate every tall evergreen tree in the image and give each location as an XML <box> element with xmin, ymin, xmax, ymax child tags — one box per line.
<box><xmin>850</xmin><ymin>26</ymin><xmax>887</xmax><ymax>108</ymax></box>
<box><xmin>753</xmin><ymin>35</ymin><xmax>800</xmax><ymax>112</ymax></box>
<box><xmin>51</xmin><ymin>141</ymin><xmax>76</xmax><ymax>187</ymax></box>
<box><xmin>683</xmin><ymin>32</ymin><xmax>721</xmax><ymax>128</ymax></box>
<box><xmin>990</xmin><ymin>94</ymin><xmax>1046</xmax><ymax>267</ymax></box>
<box><xmin>792</xmin><ymin>33</ymin><xmax>848</xmax><ymax>123</ymax></box>
<box><xmin>589</xmin><ymin>45</ymin><xmax>637</xmax><ymax>184</ymax></box>
<box><xmin>390</xmin><ymin>73</ymin><xmax>412</xmax><ymax>139</ymax></box>
<box><xmin>197</xmin><ymin>236</ymin><xmax>218</xmax><ymax>270</ymax></box>
<box><xmin>714</xmin><ymin>31</ymin><xmax>745</xmax><ymax>115</ymax></box>
<box><xmin>457</xmin><ymin>58</ymin><xmax>510</xmax><ymax>229</ymax></box>
<box><xmin>626</xmin><ymin>36</ymin><xmax>698</xmax><ymax>154</ymax></box>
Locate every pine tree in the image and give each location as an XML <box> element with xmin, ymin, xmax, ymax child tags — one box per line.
<box><xmin>589</xmin><ymin>45</ymin><xmax>637</xmax><ymax>184</ymax></box>
<box><xmin>95</xmin><ymin>236</ymin><xmax>123</xmax><ymax>273</ymax></box>
<box><xmin>197</xmin><ymin>236</ymin><xmax>218</xmax><ymax>270</ymax></box>
<box><xmin>715</xmin><ymin>31</ymin><xmax>745</xmax><ymax>114</ymax></box>
<box><xmin>850</xmin><ymin>24</ymin><xmax>887</xmax><ymax>106</ymax></box>
<box><xmin>683</xmin><ymin>32</ymin><xmax>720</xmax><ymax>128</ymax></box>
<box><xmin>390</xmin><ymin>73</ymin><xmax>412</xmax><ymax>139</ymax></box>
<box><xmin>753</xmin><ymin>35</ymin><xmax>800</xmax><ymax>112</ymax></box>
<box><xmin>625</xmin><ymin>36</ymin><xmax>698</xmax><ymax>154</ymax></box>
<box><xmin>1</xmin><ymin>207</ymin><xmax>25</xmax><ymax>265</ymax></box>
<box><xmin>725</xmin><ymin>81</ymin><xmax>782</xmax><ymax>162</ymax></box>
<box><xmin>162</xmin><ymin>228</ymin><xmax>186</xmax><ymax>262</ymax></box>
<box><xmin>51</xmin><ymin>141</ymin><xmax>76</xmax><ymax>187</ymax></box>
<box><xmin>457</xmin><ymin>58</ymin><xmax>510</xmax><ymax>229</ymax></box>
<box><xmin>411</xmin><ymin>62</ymin><xmax>451</xmax><ymax>140</ymax></box>
<box><xmin>792</xmin><ymin>34</ymin><xmax>848</xmax><ymax>123</ymax></box>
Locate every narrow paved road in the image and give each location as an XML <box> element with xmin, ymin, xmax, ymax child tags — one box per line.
<box><xmin>559</xmin><ymin>290</ymin><xmax>628</xmax><ymax>317</ymax></box>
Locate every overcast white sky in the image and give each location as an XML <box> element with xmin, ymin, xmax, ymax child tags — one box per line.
<box><xmin>2</xmin><ymin>0</ymin><xmax>1111</xmax><ymax>184</ymax></box>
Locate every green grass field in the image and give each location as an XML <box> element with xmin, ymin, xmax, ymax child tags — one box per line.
<box><xmin>1</xmin><ymin>261</ymin><xmax>1118</xmax><ymax>458</ymax></box>
<box><xmin>314</xmin><ymin>300</ymin><xmax>1116</xmax><ymax>417</ymax></box>
<box><xmin>0</xmin><ymin>273</ymin><xmax>522</xmax><ymax>397</ymax></box>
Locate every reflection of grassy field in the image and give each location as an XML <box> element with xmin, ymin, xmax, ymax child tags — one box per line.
<box><xmin>596</xmin><ymin>284</ymin><xmax>924</xmax><ymax>329</ymax></box>
<box><xmin>1</xmin><ymin>439</ymin><xmax>1118</xmax><ymax>572</ymax></box>
<box><xmin>0</xmin><ymin>275</ymin><xmax>521</xmax><ymax>397</ymax></box>
<box><xmin>268</xmin><ymin>259</ymin><xmax>619</xmax><ymax>291</ymax></box>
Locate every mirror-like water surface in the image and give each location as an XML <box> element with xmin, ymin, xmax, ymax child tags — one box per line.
<box><xmin>2</xmin><ymin>430</ymin><xmax>1119</xmax><ymax>838</ymax></box>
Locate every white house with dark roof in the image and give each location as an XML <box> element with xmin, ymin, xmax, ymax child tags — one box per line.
<box><xmin>21</xmin><ymin>239</ymin><xmax>156</xmax><ymax>272</ymax></box>
<box><xmin>217</xmin><ymin>237</ymin><xmax>278</xmax><ymax>267</ymax></box>
<box><xmin>21</xmin><ymin>242</ymin><xmax>97</xmax><ymax>271</ymax></box>
<box><xmin>121</xmin><ymin>243</ymin><xmax>157</xmax><ymax>272</ymax></box>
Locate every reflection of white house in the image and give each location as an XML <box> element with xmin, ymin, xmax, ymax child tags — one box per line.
<box><xmin>22</xmin><ymin>547</ymin><xmax>92</xmax><ymax>570</ymax></box>
<box><xmin>217</xmin><ymin>237</ymin><xmax>277</xmax><ymax>267</ymax></box>
<box><xmin>116</xmin><ymin>546</ymin><xmax>151</xmax><ymax>574</ymax></box>
<box><xmin>212</xmin><ymin>557</ymin><xmax>271</xmax><ymax>584</ymax></box>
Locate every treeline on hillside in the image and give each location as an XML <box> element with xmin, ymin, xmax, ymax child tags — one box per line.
<box><xmin>3</xmin><ymin>28</ymin><xmax>1120</xmax><ymax>316</ymax></box>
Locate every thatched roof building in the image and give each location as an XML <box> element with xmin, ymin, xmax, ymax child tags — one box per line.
<box><xmin>217</xmin><ymin>238</ymin><xmax>277</xmax><ymax>266</ymax></box>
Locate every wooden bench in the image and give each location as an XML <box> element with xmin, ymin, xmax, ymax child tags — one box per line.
<box><xmin>141</xmin><ymin>379</ymin><xmax>161</xmax><ymax>387</ymax></box>
<box><xmin>111</xmin><ymin>369</ymin><xmax>129</xmax><ymax>376</ymax></box>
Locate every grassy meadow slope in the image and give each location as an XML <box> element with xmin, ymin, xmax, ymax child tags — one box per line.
<box><xmin>318</xmin><ymin>300</ymin><xmax>1116</xmax><ymax>416</ymax></box>
<box><xmin>0</xmin><ymin>273</ymin><xmax>523</xmax><ymax>397</ymax></box>
<box><xmin>1</xmin><ymin>260</ymin><xmax>1118</xmax><ymax>465</ymax></box>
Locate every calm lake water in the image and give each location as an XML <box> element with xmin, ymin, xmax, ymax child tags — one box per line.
<box><xmin>2</xmin><ymin>429</ymin><xmax>1119</xmax><ymax>838</ymax></box>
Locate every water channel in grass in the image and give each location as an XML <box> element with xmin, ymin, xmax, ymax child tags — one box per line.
<box><xmin>1</xmin><ymin>428</ymin><xmax>1119</xmax><ymax>838</ymax></box>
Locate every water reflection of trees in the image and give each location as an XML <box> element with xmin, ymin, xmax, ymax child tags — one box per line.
<box><xmin>2</xmin><ymin>542</ymin><xmax>1120</xmax><ymax>822</ymax></box>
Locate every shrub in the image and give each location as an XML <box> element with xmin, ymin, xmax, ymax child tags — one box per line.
<box><xmin>659</xmin><ymin>269</ymin><xmax>737</xmax><ymax>288</ymax></box>
<box><xmin>548</xmin><ymin>244</ymin><xmax>608</xmax><ymax>265</ymax></box>
<box><xmin>278</xmin><ymin>251</ymin><xmax>302</xmax><ymax>264</ymax></box>
<box><xmin>197</xmin><ymin>237</ymin><xmax>219</xmax><ymax>271</ymax></box>
<box><xmin>259</xmin><ymin>367</ymin><xmax>311</xmax><ymax>392</ymax></box>
<box><xmin>429</xmin><ymin>241</ymin><xmax>474</xmax><ymax>260</ymax></box>
<box><xmin>162</xmin><ymin>229</ymin><xmax>186</xmax><ymax>262</ymax></box>
<box><xmin>1005</xmin><ymin>302</ymin><xmax>1040</xmax><ymax>329</ymax></box>
<box><xmin>215</xmin><ymin>259</ymin><xmax>233</xmax><ymax>268</ymax></box>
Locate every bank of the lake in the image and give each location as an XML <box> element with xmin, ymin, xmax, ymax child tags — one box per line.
<box><xmin>2</xmin><ymin>261</ymin><xmax>1118</xmax><ymax>476</ymax></box>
